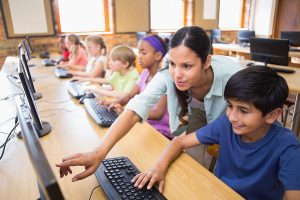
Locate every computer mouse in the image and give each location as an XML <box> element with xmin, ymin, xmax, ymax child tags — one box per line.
<box><xmin>246</xmin><ymin>62</ymin><xmax>254</xmax><ymax>67</ymax></box>
<box><xmin>79</xmin><ymin>93</ymin><xmax>95</xmax><ymax>104</ymax></box>
<box><xmin>70</xmin><ymin>79</ymin><xmax>78</xmax><ymax>82</ymax></box>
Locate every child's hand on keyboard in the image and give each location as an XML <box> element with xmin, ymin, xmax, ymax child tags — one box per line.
<box><xmin>71</xmin><ymin>76</ymin><xmax>87</xmax><ymax>82</ymax></box>
<box><xmin>56</xmin><ymin>150</ymin><xmax>104</xmax><ymax>182</ymax></box>
<box><xmin>108</xmin><ymin>103</ymin><xmax>123</xmax><ymax>114</ymax></box>
<box><xmin>131</xmin><ymin>167</ymin><xmax>166</xmax><ymax>193</ymax></box>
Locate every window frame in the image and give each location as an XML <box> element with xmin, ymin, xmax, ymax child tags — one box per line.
<box><xmin>217</xmin><ymin>0</ymin><xmax>249</xmax><ymax>30</ymax></box>
<box><xmin>53</xmin><ymin>0</ymin><xmax>110</xmax><ymax>34</ymax></box>
<box><xmin>150</xmin><ymin>0</ymin><xmax>188</xmax><ymax>32</ymax></box>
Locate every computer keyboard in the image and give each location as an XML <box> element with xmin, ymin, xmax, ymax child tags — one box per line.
<box><xmin>67</xmin><ymin>81</ymin><xmax>85</xmax><ymax>99</ymax></box>
<box><xmin>42</xmin><ymin>59</ymin><xmax>57</xmax><ymax>66</ymax></box>
<box><xmin>83</xmin><ymin>98</ymin><xmax>119</xmax><ymax>127</ymax></box>
<box><xmin>95</xmin><ymin>157</ymin><xmax>167</xmax><ymax>200</ymax></box>
<box><xmin>54</xmin><ymin>67</ymin><xmax>73</xmax><ymax>78</ymax></box>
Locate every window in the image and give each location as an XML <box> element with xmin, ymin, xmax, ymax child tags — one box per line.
<box><xmin>218</xmin><ymin>0</ymin><xmax>243</xmax><ymax>29</ymax></box>
<box><xmin>150</xmin><ymin>0</ymin><xmax>184</xmax><ymax>31</ymax></box>
<box><xmin>55</xmin><ymin>0</ymin><xmax>108</xmax><ymax>33</ymax></box>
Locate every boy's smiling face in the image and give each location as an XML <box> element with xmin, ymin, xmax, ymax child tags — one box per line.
<box><xmin>226</xmin><ymin>99</ymin><xmax>281</xmax><ymax>142</ymax></box>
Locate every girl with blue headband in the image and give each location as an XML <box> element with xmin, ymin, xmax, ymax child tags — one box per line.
<box><xmin>103</xmin><ymin>35</ymin><xmax>172</xmax><ymax>139</ymax></box>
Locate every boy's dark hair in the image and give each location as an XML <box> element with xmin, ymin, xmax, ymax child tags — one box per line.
<box><xmin>224</xmin><ymin>66</ymin><xmax>289</xmax><ymax>116</ymax></box>
<box><xmin>169</xmin><ymin>26</ymin><xmax>211</xmax><ymax>125</ymax></box>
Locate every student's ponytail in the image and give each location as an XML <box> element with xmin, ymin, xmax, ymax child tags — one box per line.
<box><xmin>67</xmin><ymin>34</ymin><xmax>82</xmax><ymax>56</ymax></box>
<box><xmin>86</xmin><ymin>35</ymin><xmax>107</xmax><ymax>56</ymax></box>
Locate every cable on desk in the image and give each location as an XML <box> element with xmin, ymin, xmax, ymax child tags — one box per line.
<box><xmin>0</xmin><ymin>117</ymin><xmax>15</xmax><ymax>128</ymax></box>
<box><xmin>0</xmin><ymin>117</ymin><xmax>16</xmax><ymax>134</ymax></box>
<box><xmin>36</xmin><ymin>83</ymin><xmax>67</xmax><ymax>91</ymax></box>
<box><xmin>0</xmin><ymin>93</ymin><xmax>23</xmax><ymax>101</ymax></box>
<box><xmin>88</xmin><ymin>185</ymin><xmax>100</xmax><ymax>200</ymax></box>
<box><xmin>37</xmin><ymin>98</ymin><xmax>73</xmax><ymax>104</ymax></box>
<box><xmin>6</xmin><ymin>74</ymin><xmax>23</xmax><ymax>91</ymax></box>
<box><xmin>39</xmin><ymin>107</ymin><xmax>77</xmax><ymax>118</ymax></box>
<box><xmin>0</xmin><ymin>122</ymin><xmax>18</xmax><ymax>160</ymax></box>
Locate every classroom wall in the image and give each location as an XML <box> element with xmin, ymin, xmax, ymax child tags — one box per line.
<box><xmin>0</xmin><ymin>12</ymin><xmax>139</xmax><ymax>69</ymax></box>
<box><xmin>1</xmin><ymin>0</ymin><xmax>299</xmax><ymax>68</ymax></box>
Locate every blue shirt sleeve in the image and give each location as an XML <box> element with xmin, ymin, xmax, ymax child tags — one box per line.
<box><xmin>195</xmin><ymin>113</ymin><xmax>227</xmax><ymax>145</ymax></box>
<box><xmin>279</xmin><ymin>141</ymin><xmax>300</xmax><ymax>190</ymax></box>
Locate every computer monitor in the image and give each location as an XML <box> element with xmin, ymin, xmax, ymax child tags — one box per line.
<box><xmin>15</xmin><ymin>95</ymin><xmax>64</xmax><ymax>200</ymax></box>
<box><xmin>19</xmin><ymin>44</ymin><xmax>42</xmax><ymax>99</ymax></box>
<box><xmin>17</xmin><ymin>59</ymin><xmax>51</xmax><ymax>137</ymax></box>
<box><xmin>238</xmin><ymin>30</ymin><xmax>255</xmax><ymax>44</ymax></box>
<box><xmin>280</xmin><ymin>31</ymin><xmax>300</xmax><ymax>46</ymax></box>
<box><xmin>250</xmin><ymin>37</ymin><xmax>290</xmax><ymax>66</ymax></box>
<box><xmin>23</xmin><ymin>36</ymin><xmax>33</xmax><ymax>60</ymax></box>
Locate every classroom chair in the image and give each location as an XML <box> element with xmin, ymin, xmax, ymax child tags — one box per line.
<box><xmin>282</xmin><ymin>93</ymin><xmax>296</xmax><ymax>127</ymax></box>
<box><xmin>207</xmin><ymin>144</ymin><xmax>219</xmax><ymax>172</ymax></box>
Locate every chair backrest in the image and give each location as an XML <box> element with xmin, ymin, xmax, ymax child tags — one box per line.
<box><xmin>238</xmin><ymin>30</ymin><xmax>255</xmax><ymax>44</ymax></box>
<box><xmin>136</xmin><ymin>32</ymin><xmax>147</xmax><ymax>43</ymax></box>
<box><xmin>211</xmin><ymin>29</ymin><xmax>222</xmax><ymax>43</ymax></box>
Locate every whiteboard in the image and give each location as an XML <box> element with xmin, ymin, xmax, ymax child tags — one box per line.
<box><xmin>1</xmin><ymin>0</ymin><xmax>55</xmax><ymax>38</ymax></box>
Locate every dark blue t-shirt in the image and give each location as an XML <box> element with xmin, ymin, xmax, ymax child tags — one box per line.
<box><xmin>196</xmin><ymin>113</ymin><xmax>300</xmax><ymax>200</ymax></box>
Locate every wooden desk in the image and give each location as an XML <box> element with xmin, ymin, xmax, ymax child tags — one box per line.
<box><xmin>212</xmin><ymin>43</ymin><xmax>300</xmax><ymax>59</ymax></box>
<box><xmin>0</xmin><ymin>57</ymin><xmax>243</xmax><ymax>199</ymax></box>
<box><xmin>230</xmin><ymin>57</ymin><xmax>300</xmax><ymax>136</ymax></box>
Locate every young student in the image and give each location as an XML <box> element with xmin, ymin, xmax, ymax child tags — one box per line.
<box><xmin>132</xmin><ymin>66</ymin><xmax>300</xmax><ymax>200</ymax></box>
<box><xmin>108</xmin><ymin>35</ymin><xmax>172</xmax><ymax>139</ymax></box>
<box><xmin>57</xmin><ymin>35</ymin><xmax>70</xmax><ymax>62</ymax></box>
<box><xmin>58</xmin><ymin>34</ymin><xmax>88</xmax><ymax>70</ymax></box>
<box><xmin>70</xmin><ymin>35</ymin><xmax>107</xmax><ymax>78</ymax></box>
<box><xmin>56</xmin><ymin>26</ymin><xmax>241</xmax><ymax>181</ymax></box>
<box><xmin>75</xmin><ymin>45</ymin><xmax>139</xmax><ymax>98</ymax></box>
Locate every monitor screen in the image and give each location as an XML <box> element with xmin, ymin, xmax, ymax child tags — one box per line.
<box><xmin>238</xmin><ymin>30</ymin><xmax>255</xmax><ymax>44</ymax></box>
<box><xmin>15</xmin><ymin>95</ymin><xmax>64</xmax><ymax>200</ymax></box>
<box><xmin>19</xmin><ymin>44</ymin><xmax>36</xmax><ymax>94</ymax></box>
<box><xmin>280</xmin><ymin>31</ymin><xmax>300</xmax><ymax>46</ymax></box>
<box><xmin>23</xmin><ymin>36</ymin><xmax>33</xmax><ymax>60</ymax></box>
<box><xmin>17</xmin><ymin>60</ymin><xmax>51</xmax><ymax>137</ymax></box>
<box><xmin>250</xmin><ymin>38</ymin><xmax>289</xmax><ymax>66</ymax></box>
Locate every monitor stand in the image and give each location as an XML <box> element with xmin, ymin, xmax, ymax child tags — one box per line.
<box><xmin>252</xmin><ymin>63</ymin><xmax>295</xmax><ymax>74</ymax></box>
<box><xmin>17</xmin><ymin>121</ymin><xmax>52</xmax><ymax>138</ymax></box>
<box><xmin>34</xmin><ymin>92</ymin><xmax>43</xmax><ymax>100</ymax></box>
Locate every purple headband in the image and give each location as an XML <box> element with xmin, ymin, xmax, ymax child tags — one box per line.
<box><xmin>143</xmin><ymin>35</ymin><xmax>166</xmax><ymax>57</ymax></box>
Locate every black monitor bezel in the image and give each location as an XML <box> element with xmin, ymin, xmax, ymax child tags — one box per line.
<box><xmin>17</xmin><ymin>60</ymin><xmax>43</xmax><ymax>131</ymax></box>
<box><xmin>280</xmin><ymin>31</ymin><xmax>300</xmax><ymax>47</ymax></box>
<box><xmin>19</xmin><ymin>44</ymin><xmax>36</xmax><ymax>93</ymax></box>
<box><xmin>23</xmin><ymin>36</ymin><xmax>32</xmax><ymax>61</ymax></box>
<box><xmin>250</xmin><ymin>37</ymin><xmax>290</xmax><ymax>66</ymax></box>
<box><xmin>15</xmin><ymin>95</ymin><xmax>64</xmax><ymax>200</ymax></box>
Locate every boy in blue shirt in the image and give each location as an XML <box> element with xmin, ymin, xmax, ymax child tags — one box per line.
<box><xmin>132</xmin><ymin>66</ymin><xmax>300</xmax><ymax>200</ymax></box>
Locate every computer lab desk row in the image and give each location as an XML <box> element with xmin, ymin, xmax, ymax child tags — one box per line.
<box><xmin>212</xmin><ymin>43</ymin><xmax>300</xmax><ymax>59</ymax></box>
<box><xmin>0</xmin><ymin>57</ymin><xmax>243</xmax><ymax>199</ymax></box>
